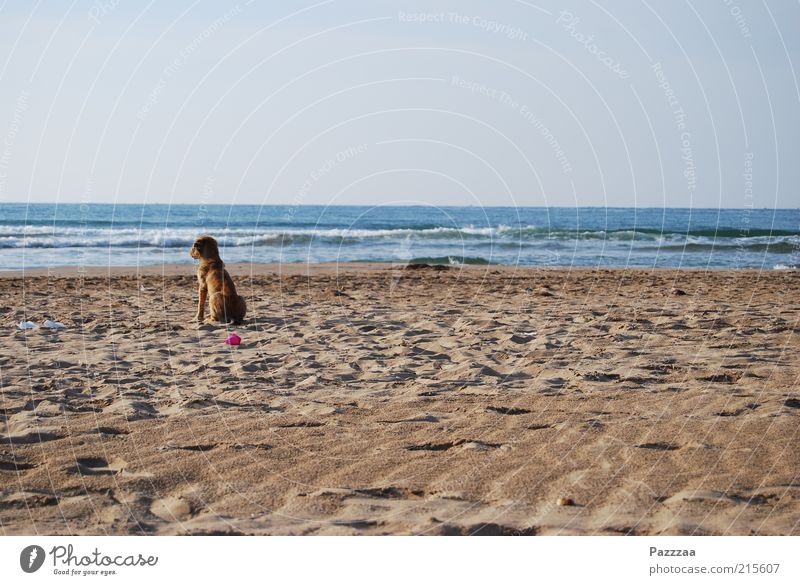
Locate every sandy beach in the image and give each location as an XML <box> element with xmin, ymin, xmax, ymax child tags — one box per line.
<box><xmin>0</xmin><ymin>263</ymin><xmax>798</xmax><ymax>535</ymax></box>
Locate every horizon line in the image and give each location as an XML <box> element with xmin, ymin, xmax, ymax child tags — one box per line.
<box><xmin>1</xmin><ymin>201</ymin><xmax>798</xmax><ymax>211</ymax></box>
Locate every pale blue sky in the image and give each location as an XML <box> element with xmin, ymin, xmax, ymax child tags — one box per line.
<box><xmin>0</xmin><ymin>0</ymin><xmax>798</xmax><ymax>207</ymax></box>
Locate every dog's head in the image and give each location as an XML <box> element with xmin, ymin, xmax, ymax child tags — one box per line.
<box><xmin>190</xmin><ymin>235</ymin><xmax>220</xmax><ymax>261</ymax></box>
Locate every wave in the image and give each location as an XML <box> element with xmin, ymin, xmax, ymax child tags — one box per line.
<box><xmin>638</xmin><ymin>240</ymin><xmax>799</xmax><ymax>254</ymax></box>
<box><xmin>0</xmin><ymin>225</ymin><xmax>524</xmax><ymax>248</ymax></box>
<box><xmin>407</xmin><ymin>256</ymin><xmax>491</xmax><ymax>265</ymax></box>
<box><xmin>631</xmin><ymin>227</ymin><xmax>800</xmax><ymax>238</ymax></box>
<box><xmin>1</xmin><ymin>222</ymin><xmax>798</xmax><ymax>250</ymax></box>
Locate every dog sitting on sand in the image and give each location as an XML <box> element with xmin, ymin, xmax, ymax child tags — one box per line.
<box><xmin>189</xmin><ymin>235</ymin><xmax>247</xmax><ymax>324</ymax></box>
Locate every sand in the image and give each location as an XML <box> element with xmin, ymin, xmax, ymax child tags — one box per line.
<box><xmin>0</xmin><ymin>263</ymin><xmax>798</xmax><ymax>535</ymax></box>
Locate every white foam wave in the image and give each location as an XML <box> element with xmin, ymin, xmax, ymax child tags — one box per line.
<box><xmin>2</xmin><ymin>223</ymin><xmax>795</xmax><ymax>250</ymax></box>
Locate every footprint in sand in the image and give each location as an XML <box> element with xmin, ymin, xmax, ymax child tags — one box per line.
<box><xmin>68</xmin><ymin>456</ymin><xmax>126</xmax><ymax>476</ymax></box>
<box><xmin>3</xmin><ymin>411</ymin><xmax>63</xmax><ymax>444</ymax></box>
<box><xmin>437</xmin><ymin>523</ymin><xmax>537</xmax><ymax>536</ymax></box>
<box><xmin>637</xmin><ymin>442</ymin><xmax>680</xmax><ymax>451</ymax></box>
<box><xmin>104</xmin><ymin>398</ymin><xmax>159</xmax><ymax>421</ymax></box>
<box><xmin>159</xmin><ymin>442</ymin><xmax>217</xmax><ymax>452</ymax></box>
<box><xmin>86</xmin><ymin>426</ymin><xmax>129</xmax><ymax>437</ymax></box>
<box><xmin>486</xmin><ymin>405</ymin><xmax>530</xmax><ymax>415</ymax></box>
<box><xmin>377</xmin><ymin>414</ymin><xmax>439</xmax><ymax>424</ymax></box>
<box><xmin>663</xmin><ymin>489</ymin><xmax>768</xmax><ymax>506</ymax></box>
<box><xmin>406</xmin><ymin>439</ymin><xmax>505</xmax><ymax>452</ymax></box>
<box><xmin>0</xmin><ymin>455</ymin><xmax>36</xmax><ymax>471</ymax></box>
<box><xmin>0</xmin><ymin>490</ymin><xmax>58</xmax><ymax>510</ymax></box>
<box><xmin>150</xmin><ymin>496</ymin><xmax>193</xmax><ymax>522</ymax></box>
<box><xmin>715</xmin><ymin>403</ymin><xmax>759</xmax><ymax>417</ymax></box>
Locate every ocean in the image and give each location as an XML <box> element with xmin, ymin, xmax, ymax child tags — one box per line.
<box><xmin>0</xmin><ymin>203</ymin><xmax>798</xmax><ymax>270</ymax></box>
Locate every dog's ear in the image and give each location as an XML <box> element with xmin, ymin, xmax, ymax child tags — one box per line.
<box><xmin>203</xmin><ymin>236</ymin><xmax>219</xmax><ymax>257</ymax></box>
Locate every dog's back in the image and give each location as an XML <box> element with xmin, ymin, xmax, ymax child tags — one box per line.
<box><xmin>215</xmin><ymin>264</ymin><xmax>246</xmax><ymax>324</ymax></box>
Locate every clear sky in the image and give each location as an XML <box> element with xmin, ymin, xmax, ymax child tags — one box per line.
<box><xmin>0</xmin><ymin>0</ymin><xmax>798</xmax><ymax>208</ymax></box>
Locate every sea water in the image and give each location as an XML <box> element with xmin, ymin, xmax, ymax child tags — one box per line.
<box><xmin>0</xmin><ymin>203</ymin><xmax>797</xmax><ymax>270</ymax></box>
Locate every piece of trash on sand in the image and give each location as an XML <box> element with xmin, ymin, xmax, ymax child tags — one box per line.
<box><xmin>43</xmin><ymin>320</ymin><xmax>66</xmax><ymax>329</ymax></box>
<box><xmin>17</xmin><ymin>321</ymin><xmax>37</xmax><ymax>330</ymax></box>
<box><xmin>224</xmin><ymin>333</ymin><xmax>241</xmax><ymax>346</ymax></box>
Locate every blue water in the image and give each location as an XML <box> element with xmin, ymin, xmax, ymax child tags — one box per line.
<box><xmin>0</xmin><ymin>204</ymin><xmax>798</xmax><ymax>270</ymax></box>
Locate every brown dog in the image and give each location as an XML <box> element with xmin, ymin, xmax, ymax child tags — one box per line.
<box><xmin>189</xmin><ymin>235</ymin><xmax>246</xmax><ymax>324</ymax></box>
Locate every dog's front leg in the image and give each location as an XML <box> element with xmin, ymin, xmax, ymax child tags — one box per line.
<box><xmin>195</xmin><ymin>284</ymin><xmax>207</xmax><ymax>321</ymax></box>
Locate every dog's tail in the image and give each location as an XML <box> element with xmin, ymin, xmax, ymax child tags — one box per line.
<box><xmin>231</xmin><ymin>295</ymin><xmax>247</xmax><ymax>325</ymax></box>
